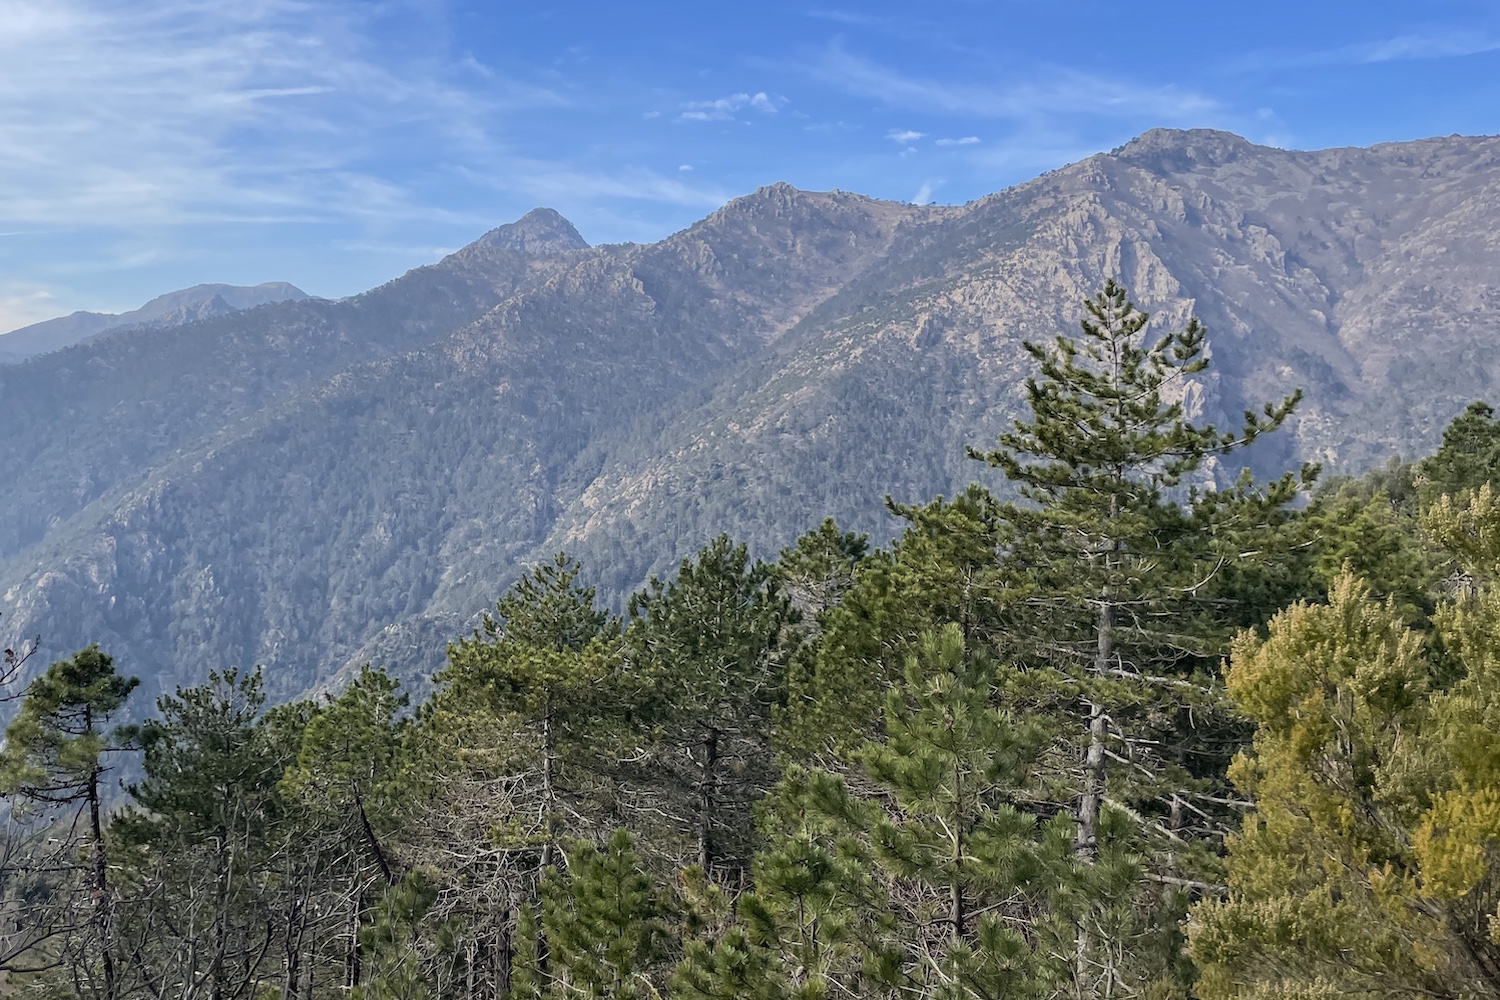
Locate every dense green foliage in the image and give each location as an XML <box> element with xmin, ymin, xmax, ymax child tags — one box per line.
<box><xmin>3</xmin><ymin>284</ymin><xmax>1497</xmax><ymax>999</ymax></box>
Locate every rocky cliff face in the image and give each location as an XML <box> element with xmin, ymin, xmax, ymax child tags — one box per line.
<box><xmin>2</xmin><ymin>129</ymin><xmax>1498</xmax><ymax>701</ymax></box>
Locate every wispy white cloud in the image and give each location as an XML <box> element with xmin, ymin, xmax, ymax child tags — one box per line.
<box><xmin>678</xmin><ymin>91</ymin><xmax>784</xmax><ymax>122</ymax></box>
<box><xmin>805</xmin><ymin>8</ymin><xmax>893</xmax><ymax>28</ymax></box>
<box><xmin>331</xmin><ymin>240</ymin><xmax>460</xmax><ymax>258</ymax></box>
<box><xmin>801</xmin><ymin>120</ymin><xmax>856</xmax><ymax>133</ymax></box>
<box><xmin>458</xmin><ymin>163</ymin><xmax>729</xmax><ymax>212</ymax></box>
<box><xmin>935</xmin><ymin>136</ymin><xmax>981</xmax><ymax>146</ymax></box>
<box><xmin>802</xmin><ymin>8</ymin><xmax>983</xmax><ymax>56</ymax></box>
<box><xmin>811</xmin><ymin>44</ymin><xmax>1218</xmax><ymax>121</ymax></box>
<box><xmin>1230</xmin><ymin>30</ymin><xmax>1500</xmax><ymax>73</ymax></box>
<box><xmin>0</xmin><ymin>0</ymin><xmax>563</xmax><ymax>229</ymax></box>
<box><xmin>1361</xmin><ymin>32</ymin><xmax>1500</xmax><ymax>61</ymax></box>
<box><xmin>887</xmin><ymin>128</ymin><xmax>926</xmax><ymax>145</ymax></box>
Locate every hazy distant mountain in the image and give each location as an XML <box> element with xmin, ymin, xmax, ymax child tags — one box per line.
<box><xmin>3</xmin><ymin>128</ymin><xmax>1499</xmax><ymax>702</ymax></box>
<box><xmin>0</xmin><ymin>281</ymin><xmax>309</xmax><ymax>362</ymax></box>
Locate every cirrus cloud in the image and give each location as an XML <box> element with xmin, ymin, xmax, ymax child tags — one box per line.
<box><xmin>887</xmin><ymin>128</ymin><xmax>926</xmax><ymax>145</ymax></box>
<box><xmin>0</xmin><ymin>0</ymin><xmax>563</xmax><ymax>229</ymax></box>
<box><xmin>679</xmin><ymin>91</ymin><xmax>784</xmax><ymax>122</ymax></box>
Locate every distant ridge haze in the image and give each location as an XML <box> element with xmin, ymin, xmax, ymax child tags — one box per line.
<box><xmin>2</xmin><ymin>128</ymin><xmax>1498</xmax><ymax>703</ymax></box>
<box><xmin>0</xmin><ymin>281</ymin><xmax>310</xmax><ymax>363</ymax></box>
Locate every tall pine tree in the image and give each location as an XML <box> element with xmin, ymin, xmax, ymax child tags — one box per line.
<box><xmin>967</xmin><ymin>281</ymin><xmax>1308</xmax><ymax>993</ymax></box>
<box><xmin>627</xmin><ymin>535</ymin><xmax>792</xmax><ymax>878</ymax></box>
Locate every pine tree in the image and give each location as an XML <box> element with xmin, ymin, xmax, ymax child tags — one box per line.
<box><xmin>352</xmin><ymin>872</ymin><xmax>445</xmax><ymax>1000</ymax></box>
<box><xmin>1419</xmin><ymin>400</ymin><xmax>1500</xmax><ymax>503</ymax></box>
<box><xmin>434</xmin><ymin>554</ymin><xmax>625</xmax><ymax>993</ymax></box>
<box><xmin>866</xmin><ymin>628</ymin><xmax>1043</xmax><ymax>941</ymax></box>
<box><xmin>627</xmin><ymin>535</ymin><xmax>792</xmax><ymax>877</ymax></box>
<box><xmin>966</xmin><ymin>281</ymin><xmax>1309</xmax><ymax>993</ymax></box>
<box><xmin>113</xmin><ymin>667</ymin><xmax>294</xmax><ymax>998</ymax></box>
<box><xmin>782</xmin><ymin>486</ymin><xmax>1014</xmax><ymax>757</ymax></box>
<box><xmin>776</xmin><ymin>518</ymin><xmax>869</xmax><ymax>629</ymax></box>
<box><xmin>511</xmin><ymin>903</ymin><xmax>546</xmax><ymax>1000</ymax></box>
<box><xmin>541</xmin><ymin>828</ymin><xmax>666</xmax><ymax>999</ymax></box>
<box><xmin>857</xmin><ymin>626</ymin><xmax>1066</xmax><ymax>999</ymax></box>
<box><xmin>1302</xmin><ymin>485</ymin><xmax>1438</xmax><ymax>621</ymax></box>
<box><xmin>0</xmin><ymin>646</ymin><xmax>138</xmax><ymax>998</ymax></box>
<box><xmin>280</xmin><ymin>666</ymin><xmax>412</xmax><ymax>992</ymax></box>
<box><xmin>281</xmin><ymin>666</ymin><xmax>409</xmax><ymax>885</ymax></box>
<box><xmin>440</xmin><ymin>553</ymin><xmax>621</xmax><ymax>871</ymax></box>
<box><xmin>739</xmin><ymin>766</ymin><xmax>890</xmax><ymax>1000</ymax></box>
<box><xmin>670</xmin><ymin>928</ymin><xmax>780</xmax><ymax>1000</ymax></box>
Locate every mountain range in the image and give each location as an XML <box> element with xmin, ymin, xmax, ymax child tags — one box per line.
<box><xmin>0</xmin><ymin>282</ymin><xmax>309</xmax><ymax>364</ymax></box>
<box><xmin>2</xmin><ymin>127</ymin><xmax>1498</xmax><ymax>702</ymax></box>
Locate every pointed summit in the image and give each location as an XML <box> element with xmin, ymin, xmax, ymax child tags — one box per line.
<box><xmin>470</xmin><ymin>208</ymin><xmax>589</xmax><ymax>255</ymax></box>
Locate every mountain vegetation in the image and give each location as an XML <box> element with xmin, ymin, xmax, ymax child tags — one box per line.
<box><xmin>3</xmin><ymin>278</ymin><xmax>1498</xmax><ymax>998</ymax></box>
<box><xmin>3</xmin><ymin>130</ymin><xmax>1500</xmax><ymax>705</ymax></box>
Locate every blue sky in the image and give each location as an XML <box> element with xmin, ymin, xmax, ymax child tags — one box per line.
<box><xmin>2</xmin><ymin>0</ymin><xmax>1499</xmax><ymax>332</ymax></box>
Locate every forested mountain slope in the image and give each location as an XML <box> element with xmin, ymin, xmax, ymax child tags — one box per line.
<box><xmin>0</xmin><ymin>210</ymin><xmax>589</xmax><ymax>558</ymax></box>
<box><xmin>2</xmin><ymin>129</ymin><xmax>1499</xmax><ymax>699</ymax></box>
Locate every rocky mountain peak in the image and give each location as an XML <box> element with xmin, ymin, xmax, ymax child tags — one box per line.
<box><xmin>1111</xmin><ymin>127</ymin><xmax>1264</xmax><ymax>171</ymax></box>
<box><xmin>720</xmin><ymin>181</ymin><xmax>806</xmax><ymax>216</ymax></box>
<box><xmin>470</xmin><ymin>208</ymin><xmax>589</xmax><ymax>255</ymax></box>
<box><xmin>698</xmin><ymin>182</ymin><xmax>905</xmax><ymax>237</ymax></box>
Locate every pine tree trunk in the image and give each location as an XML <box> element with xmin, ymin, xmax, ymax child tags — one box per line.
<box><xmin>697</xmin><ymin>728</ymin><xmax>718</xmax><ymax>877</ymax></box>
<box><xmin>540</xmin><ymin>700</ymin><xmax>555</xmax><ymax>872</ymax></box>
<box><xmin>211</xmin><ymin>827</ymin><xmax>230</xmax><ymax>1000</ymax></box>
<box><xmin>1078</xmin><ymin>600</ymin><xmax>1112</xmax><ymax>856</ymax></box>
<box><xmin>305</xmin><ymin>923</ymin><xmax>319</xmax><ymax>999</ymax></box>
<box><xmin>344</xmin><ymin>895</ymin><xmax>362</xmax><ymax>990</ymax></box>
<box><xmin>951</xmin><ymin>755</ymin><xmax>966</xmax><ymax>942</ymax></box>
<box><xmin>949</xmin><ymin>875</ymin><xmax>966</xmax><ymax>944</ymax></box>
<box><xmin>496</xmin><ymin>911</ymin><xmax>513</xmax><ymax>1000</ymax></box>
<box><xmin>1076</xmin><ymin>597</ymin><xmax>1113</xmax><ymax>998</ymax></box>
<box><xmin>281</xmin><ymin>926</ymin><xmax>301</xmax><ymax>1000</ymax></box>
<box><xmin>537</xmin><ymin>701</ymin><xmax>555</xmax><ymax>980</ymax></box>
<box><xmin>280</xmin><ymin>873</ymin><xmax>304</xmax><ymax>1000</ymax></box>
<box><xmin>87</xmin><ymin>766</ymin><xmax>117</xmax><ymax>1000</ymax></box>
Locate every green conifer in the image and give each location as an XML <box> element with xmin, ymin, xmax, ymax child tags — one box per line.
<box><xmin>966</xmin><ymin>281</ymin><xmax>1308</xmax><ymax>993</ymax></box>
<box><xmin>627</xmin><ymin>535</ymin><xmax>792</xmax><ymax>876</ymax></box>
<box><xmin>1419</xmin><ymin>400</ymin><xmax>1500</xmax><ymax>503</ymax></box>
<box><xmin>0</xmin><ymin>646</ymin><xmax>138</xmax><ymax>998</ymax></box>
<box><xmin>542</xmin><ymin>828</ymin><xmax>666</xmax><ymax>999</ymax></box>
